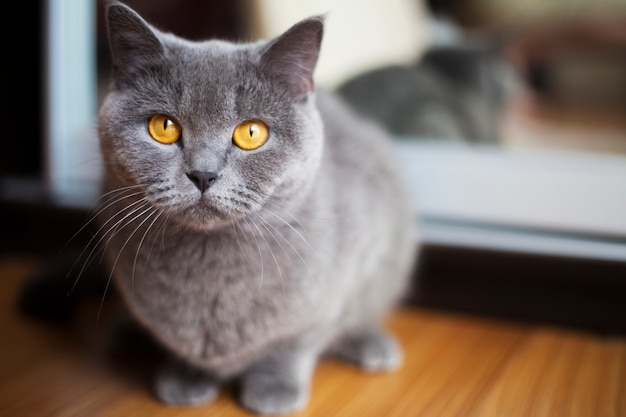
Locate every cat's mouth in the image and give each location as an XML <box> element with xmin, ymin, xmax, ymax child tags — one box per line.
<box><xmin>191</xmin><ymin>192</ymin><xmax>233</xmax><ymax>213</ymax></box>
<box><xmin>176</xmin><ymin>200</ymin><xmax>231</xmax><ymax>230</ymax></box>
<box><xmin>150</xmin><ymin>182</ymin><xmax>264</xmax><ymax>231</ymax></box>
<box><xmin>173</xmin><ymin>192</ymin><xmax>254</xmax><ymax>231</ymax></box>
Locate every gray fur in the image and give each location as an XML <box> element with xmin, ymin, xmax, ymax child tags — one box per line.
<box><xmin>97</xmin><ymin>2</ymin><xmax>418</xmax><ymax>414</ymax></box>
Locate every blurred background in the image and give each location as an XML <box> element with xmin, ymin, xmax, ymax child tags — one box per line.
<box><xmin>2</xmin><ymin>0</ymin><xmax>626</xmax><ymax>333</ymax></box>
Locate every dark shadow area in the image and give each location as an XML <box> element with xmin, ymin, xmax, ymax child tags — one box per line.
<box><xmin>408</xmin><ymin>245</ymin><xmax>626</xmax><ymax>336</ymax></box>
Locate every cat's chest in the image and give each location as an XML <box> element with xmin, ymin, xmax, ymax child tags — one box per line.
<box><xmin>110</xmin><ymin>221</ymin><xmax>321</xmax><ymax>322</ymax></box>
<box><xmin>114</xmin><ymin>227</ymin><xmax>300</xmax><ymax>304</ymax></box>
<box><xmin>108</xmin><ymin>223</ymin><xmax>328</xmax><ymax>359</ymax></box>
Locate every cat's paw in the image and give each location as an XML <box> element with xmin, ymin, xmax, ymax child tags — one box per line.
<box><xmin>240</xmin><ymin>372</ymin><xmax>309</xmax><ymax>415</ymax></box>
<box><xmin>154</xmin><ymin>360</ymin><xmax>218</xmax><ymax>406</ymax></box>
<box><xmin>332</xmin><ymin>328</ymin><xmax>403</xmax><ymax>372</ymax></box>
<box><xmin>358</xmin><ymin>332</ymin><xmax>402</xmax><ymax>371</ymax></box>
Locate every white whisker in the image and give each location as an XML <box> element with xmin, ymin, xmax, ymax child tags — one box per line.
<box><xmin>257</xmin><ymin>215</ymin><xmax>308</xmax><ymax>270</ymax></box>
<box><xmin>265</xmin><ymin>207</ymin><xmax>344</xmax><ymax>280</ymax></box>
<box><xmin>252</xmin><ymin>214</ymin><xmax>285</xmax><ymax>295</ymax></box>
<box><xmin>68</xmin><ymin>197</ymin><xmax>149</xmax><ymax>295</ymax></box>
<box><xmin>263</xmin><ymin>200</ymin><xmax>309</xmax><ymax>233</ymax></box>
<box><xmin>243</xmin><ymin>217</ymin><xmax>264</xmax><ymax>293</ymax></box>
<box><xmin>93</xmin><ymin>184</ymin><xmax>145</xmax><ymax>208</ymax></box>
<box><xmin>266</xmin><ymin>210</ymin><xmax>319</xmax><ymax>259</ymax></box>
<box><xmin>62</xmin><ymin>189</ymin><xmax>145</xmax><ymax>260</ymax></box>
<box><xmin>146</xmin><ymin>212</ymin><xmax>170</xmax><ymax>264</ymax></box>
<box><xmin>131</xmin><ymin>209</ymin><xmax>163</xmax><ymax>296</ymax></box>
<box><xmin>98</xmin><ymin>206</ymin><xmax>158</xmax><ymax>320</ymax></box>
<box><xmin>231</xmin><ymin>219</ymin><xmax>250</xmax><ymax>263</ymax></box>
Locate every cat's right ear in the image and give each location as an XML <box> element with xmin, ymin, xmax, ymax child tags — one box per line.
<box><xmin>105</xmin><ymin>1</ymin><xmax>165</xmax><ymax>87</ymax></box>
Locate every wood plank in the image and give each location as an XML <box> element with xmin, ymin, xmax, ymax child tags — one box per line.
<box><xmin>474</xmin><ymin>330</ymin><xmax>626</xmax><ymax>417</ymax></box>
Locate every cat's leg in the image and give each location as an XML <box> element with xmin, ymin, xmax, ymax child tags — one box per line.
<box><xmin>154</xmin><ymin>358</ymin><xmax>219</xmax><ymax>406</ymax></box>
<box><xmin>329</xmin><ymin>326</ymin><xmax>403</xmax><ymax>372</ymax></box>
<box><xmin>239</xmin><ymin>347</ymin><xmax>317</xmax><ymax>415</ymax></box>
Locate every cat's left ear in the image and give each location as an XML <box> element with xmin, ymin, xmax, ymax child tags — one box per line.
<box><xmin>260</xmin><ymin>16</ymin><xmax>324</xmax><ymax>101</ymax></box>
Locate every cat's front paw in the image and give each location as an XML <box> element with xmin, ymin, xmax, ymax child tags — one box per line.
<box><xmin>154</xmin><ymin>360</ymin><xmax>218</xmax><ymax>406</ymax></box>
<box><xmin>240</xmin><ymin>371</ymin><xmax>309</xmax><ymax>415</ymax></box>
<box><xmin>332</xmin><ymin>328</ymin><xmax>403</xmax><ymax>372</ymax></box>
<box><xmin>357</xmin><ymin>331</ymin><xmax>402</xmax><ymax>371</ymax></box>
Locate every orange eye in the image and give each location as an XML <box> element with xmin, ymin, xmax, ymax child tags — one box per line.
<box><xmin>148</xmin><ymin>114</ymin><xmax>182</xmax><ymax>144</ymax></box>
<box><xmin>232</xmin><ymin>120</ymin><xmax>269</xmax><ymax>150</ymax></box>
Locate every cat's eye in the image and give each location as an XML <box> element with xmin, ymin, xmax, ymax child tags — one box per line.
<box><xmin>148</xmin><ymin>114</ymin><xmax>182</xmax><ymax>144</ymax></box>
<box><xmin>232</xmin><ymin>120</ymin><xmax>269</xmax><ymax>150</ymax></box>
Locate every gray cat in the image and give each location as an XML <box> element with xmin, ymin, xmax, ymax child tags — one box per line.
<box><xmin>97</xmin><ymin>1</ymin><xmax>418</xmax><ymax>414</ymax></box>
<box><xmin>336</xmin><ymin>24</ymin><xmax>518</xmax><ymax>143</ymax></box>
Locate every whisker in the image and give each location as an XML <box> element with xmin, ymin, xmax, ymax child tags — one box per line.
<box><xmin>61</xmin><ymin>189</ymin><xmax>146</xmax><ymax>257</ymax></box>
<box><xmin>68</xmin><ymin>199</ymin><xmax>149</xmax><ymax>295</ymax></box>
<box><xmin>231</xmin><ymin>219</ymin><xmax>250</xmax><ymax>263</ymax></box>
<box><xmin>243</xmin><ymin>217</ymin><xmax>264</xmax><ymax>293</ymax></box>
<box><xmin>264</xmin><ymin>208</ymin><xmax>343</xmax><ymax>279</ymax></box>
<box><xmin>258</xmin><ymin>216</ymin><xmax>312</xmax><ymax>284</ymax></box>
<box><xmin>146</xmin><ymin>212</ymin><xmax>170</xmax><ymax>264</ymax></box>
<box><xmin>255</xmin><ymin>216</ymin><xmax>291</xmax><ymax>265</ymax></box>
<box><xmin>261</xmin><ymin>193</ymin><xmax>359</xmax><ymax>222</ymax></box>
<box><xmin>252</xmin><ymin>214</ymin><xmax>285</xmax><ymax>295</ymax></box>
<box><xmin>263</xmin><ymin>199</ymin><xmax>309</xmax><ymax>234</ymax></box>
<box><xmin>92</xmin><ymin>184</ymin><xmax>145</xmax><ymax>209</ymax></box>
<box><xmin>234</xmin><ymin>218</ymin><xmax>252</xmax><ymax>247</ymax></box>
<box><xmin>131</xmin><ymin>209</ymin><xmax>163</xmax><ymax>297</ymax></box>
<box><xmin>98</xmin><ymin>199</ymin><xmax>155</xmax><ymax>258</ymax></box>
<box><xmin>265</xmin><ymin>210</ymin><xmax>319</xmax><ymax>259</ymax></box>
<box><xmin>98</xmin><ymin>206</ymin><xmax>158</xmax><ymax>320</ymax></box>
<box><xmin>158</xmin><ymin>214</ymin><xmax>172</xmax><ymax>259</ymax></box>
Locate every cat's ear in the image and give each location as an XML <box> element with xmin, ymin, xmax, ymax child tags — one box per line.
<box><xmin>260</xmin><ymin>16</ymin><xmax>324</xmax><ymax>101</ymax></box>
<box><xmin>105</xmin><ymin>1</ymin><xmax>165</xmax><ymax>86</ymax></box>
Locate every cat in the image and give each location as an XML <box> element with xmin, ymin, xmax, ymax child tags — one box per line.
<box><xmin>96</xmin><ymin>1</ymin><xmax>418</xmax><ymax>414</ymax></box>
<box><xmin>336</xmin><ymin>16</ymin><xmax>519</xmax><ymax>143</ymax></box>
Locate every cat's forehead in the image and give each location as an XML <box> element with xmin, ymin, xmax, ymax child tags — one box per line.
<box><xmin>166</xmin><ymin>38</ymin><xmax>260</xmax><ymax>78</ymax></box>
<box><xmin>153</xmin><ymin>38</ymin><xmax>268</xmax><ymax>105</ymax></box>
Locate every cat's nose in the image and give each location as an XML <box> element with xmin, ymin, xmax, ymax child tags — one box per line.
<box><xmin>186</xmin><ymin>170</ymin><xmax>218</xmax><ymax>193</ymax></box>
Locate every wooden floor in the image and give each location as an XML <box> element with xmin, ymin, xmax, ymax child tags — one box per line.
<box><xmin>1</xmin><ymin>254</ymin><xmax>625</xmax><ymax>417</ymax></box>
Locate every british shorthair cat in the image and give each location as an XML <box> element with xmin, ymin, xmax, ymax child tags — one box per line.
<box><xmin>97</xmin><ymin>1</ymin><xmax>418</xmax><ymax>414</ymax></box>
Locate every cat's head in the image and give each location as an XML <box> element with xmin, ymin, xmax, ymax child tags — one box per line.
<box><xmin>98</xmin><ymin>1</ymin><xmax>324</xmax><ymax>231</ymax></box>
